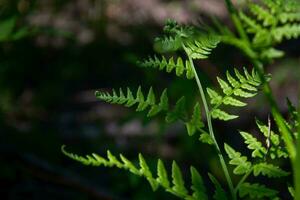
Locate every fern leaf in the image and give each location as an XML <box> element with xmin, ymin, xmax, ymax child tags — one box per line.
<box><xmin>208</xmin><ymin>173</ymin><xmax>228</xmax><ymax>200</ymax></box>
<box><xmin>271</xmin><ymin>24</ymin><xmax>300</xmax><ymax>42</ymax></box>
<box><xmin>62</xmin><ymin>146</ymin><xmax>200</xmax><ymax>199</ymax></box>
<box><xmin>139</xmin><ymin>55</ymin><xmax>194</xmax><ymax>79</ymax></box>
<box><xmin>185</xmin><ymin>103</ymin><xmax>205</xmax><ymax>136</ymax></box>
<box><xmin>165</xmin><ymin>97</ymin><xmax>187</xmax><ymax>123</ymax></box>
<box><xmin>223</xmin><ymin>96</ymin><xmax>246</xmax><ymax>107</ymax></box>
<box><xmin>154</xmin><ymin>35</ymin><xmax>182</xmax><ymax>53</ymax></box>
<box><xmin>120</xmin><ymin>154</ymin><xmax>140</xmax><ymax>174</ymax></box>
<box><xmin>95</xmin><ymin>87</ymin><xmax>169</xmax><ymax>118</ymax></box>
<box><xmin>207</xmin><ymin>88</ymin><xmax>222</xmax><ymax>105</ymax></box>
<box><xmin>184</xmin><ymin>34</ymin><xmax>220</xmax><ymax>59</ymax></box>
<box><xmin>240</xmin><ymin>131</ymin><xmax>267</xmax><ymax>158</ymax></box>
<box><xmin>217</xmin><ymin>77</ymin><xmax>232</xmax><ymax>95</ymax></box>
<box><xmin>224</xmin><ymin>143</ymin><xmax>252</xmax><ymax>175</ymax></box>
<box><xmin>238</xmin><ymin>182</ymin><xmax>278</xmax><ymax>199</ymax></box>
<box><xmin>211</xmin><ymin>109</ymin><xmax>238</xmax><ymax>121</ymax></box>
<box><xmin>199</xmin><ymin>133</ymin><xmax>214</xmax><ymax>145</ymax></box>
<box><xmin>157</xmin><ymin>159</ymin><xmax>170</xmax><ymax>188</ymax></box>
<box><xmin>171</xmin><ymin>161</ymin><xmax>188</xmax><ymax>196</ymax></box>
<box><xmin>190</xmin><ymin>166</ymin><xmax>208</xmax><ymax>200</ymax></box>
<box><xmin>249</xmin><ymin>3</ymin><xmax>277</xmax><ymax>26</ymax></box>
<box><xmin>139</xmin><ymin>154</ymin><xmax>159</xmax><ymax>190</ymax></box>
<box><xmin>253</xmin><ymin>163</ymin><xmax>290</xmax><ymax>178</ymax></box>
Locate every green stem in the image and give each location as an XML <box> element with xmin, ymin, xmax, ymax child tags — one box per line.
<box><xmin>184</xmin><ymin>46</ymin><xmax>236</xmax><ymax>200</ymax></box>
<box><xmin>224</xmin><ymin>0</ymin><xmax>250</xmax><ymax>44</ymax></box>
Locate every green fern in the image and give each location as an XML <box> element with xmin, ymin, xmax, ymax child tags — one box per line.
<box><xmin>238</xmin><ymin>0</ymin><xmax>300</xmax><ymax>60</ymax></box>
<box><xmin>238</xmin><ymin>182</ymin><xmax>278</xmax><ymax>199</ymax></box>
<box><xmin>95</xmin><ymin>86</ymin><xmax>169</xmax><ymax>117</ymax></box>
<box><xmin>207</xmin><ymin>68</ymin><xmax>261</xmax><ymax>121</ymax></box>
<box><xmin>138</xmin><ymin>55</ymin><xmax>194</xmax><ymax>79</ymax></box>
<box><xmin>61</xmin><ymin>145</ymin><xmax>208</xmax><ymax>200</ymax></box>
<box><xmin>253</xmin><ymin>163</ymin><xmax>289</xmax><ymax>178</ymax></box>
<box><xmin>183</xmin><ymin>34</ymin><xmax>220</xmax><ymax>60</ymax></box>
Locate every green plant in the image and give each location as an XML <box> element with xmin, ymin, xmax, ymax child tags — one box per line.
<box><xmin>62</xmin><ymin>0</ymin><xmax>300</xmax><ymax>199</ymax></box>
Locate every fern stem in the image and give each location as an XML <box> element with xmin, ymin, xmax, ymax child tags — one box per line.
<box><xmin>184</xmin><ymin>46</ymin><xmax>236</xmax><ymax>200</ymax></box>
<box><xmin>234</xmin><ymin>167</ymin><xmax>253</xmax><ymax>196</ymax></box>
<box><xmin>224</xmin><ymin>0</ymin><xmax>250</xmax><ymax>44</ymax></box>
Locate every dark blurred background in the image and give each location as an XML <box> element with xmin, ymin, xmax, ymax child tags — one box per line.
<box><xmin>0</xmin><ymin>0</ymin><xmax>299</xmax><ymax>199</ymax></box>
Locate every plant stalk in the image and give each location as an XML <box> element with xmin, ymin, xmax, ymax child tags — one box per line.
<box><xmin>184</xmin><ymin>47</ymin><xmax>236</xmax><ymax>200</ymax></box>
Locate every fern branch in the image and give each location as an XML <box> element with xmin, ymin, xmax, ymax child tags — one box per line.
<box><xmin>61</xmin><ymin>146</ymin><xmax>207</xmax><ymax>200</ymax></box>
<box><xmin>95</xmin><ymin>86</ymin><xmax>168</xmax><ymax>117</ymax></box>
<box><xmin>138</xmin><ymin>55</ymin><xmax>194</xmax><ymax>79</ymax></box>
<box><xmin>207</xmin><ymin>68</ymin><xmax>261</xmax><ymax>121</ymax></box>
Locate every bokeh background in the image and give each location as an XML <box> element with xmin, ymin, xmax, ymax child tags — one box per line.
<box><xmin>0</xmin><ymin>0</ymin><xmax>299</xmax><ymax>199</ymax></box>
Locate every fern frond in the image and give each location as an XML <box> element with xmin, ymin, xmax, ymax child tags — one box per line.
<box><xmin>256</xmin><ymin>119</ymin><xmax>289</xmax><ymax>159</ymax></box>
<box><xmin>240</xmin><ymin>131</ymin><xmax>267</xmax><ymax>158</ymax></box>
<box><xmin>185</xmin><ymin>103</ymin><xmax>205</xmax><ymax>136</ymax></box>
<box><xmin>138</xmin><ymin>55</ymin><xmax>194</xmax><ymax>79</ymax></box>
<box><xmin>238</xmin><ymin>182</ymin><xmax>278</xmax><ymax>199</ymax></box>
<box><xmin>154</xmin><ymin>35</ymin><xmax>182</xmax><ymax>53</ymax></box>
<box><xmin>184</xmin><ymin>34</ymin><xmax>220</xmax><ymax>60</ymax></box>
<box><xmin>207</xmin><ymin>68</ymin><xmax>261</xmax><ymax>121</ymax></box>
<box><xmin>224</xmin><ymin>143</ymin><xmax>252</xmax><ymax>175</ymax></box>
<box><xmin>240</xmin><ymin>0</ymin><xmax>300</xmax><ymax>49</ymax></box>
<box><xmin>95</xmin><ymin>87</ymin><xmax>169</xmax><ymax>117</ymax></box>
<box><xmin>62</xmin><ymin>146</ymin><xmax>208</xmax><ymax>200</ymax></box>
<box><xmin>190</xmin><ymin>166</ymin><xmax>208</xmax><ymax>200</ymax></box>
<box><xmin>253</xmin><ymin>163</ymin><xmax>290</xmax><ymax>178</ymax></box>
<box><xmin>171</xmin><ymin>161</ymin><xmax>188</xmax><ymax>196</ymax></box>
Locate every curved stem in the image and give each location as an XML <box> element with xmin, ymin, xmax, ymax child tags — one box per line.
<box><xmin>184</xmin><ymin>46</ymin><xmax>236</xmax><ymax>200</ymax></box>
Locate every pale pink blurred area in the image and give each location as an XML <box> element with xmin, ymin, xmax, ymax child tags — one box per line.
<box><xmin>26</xmin><ymin>0</ymin><xmax>242</xmax><ymax>47</ymax></box>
